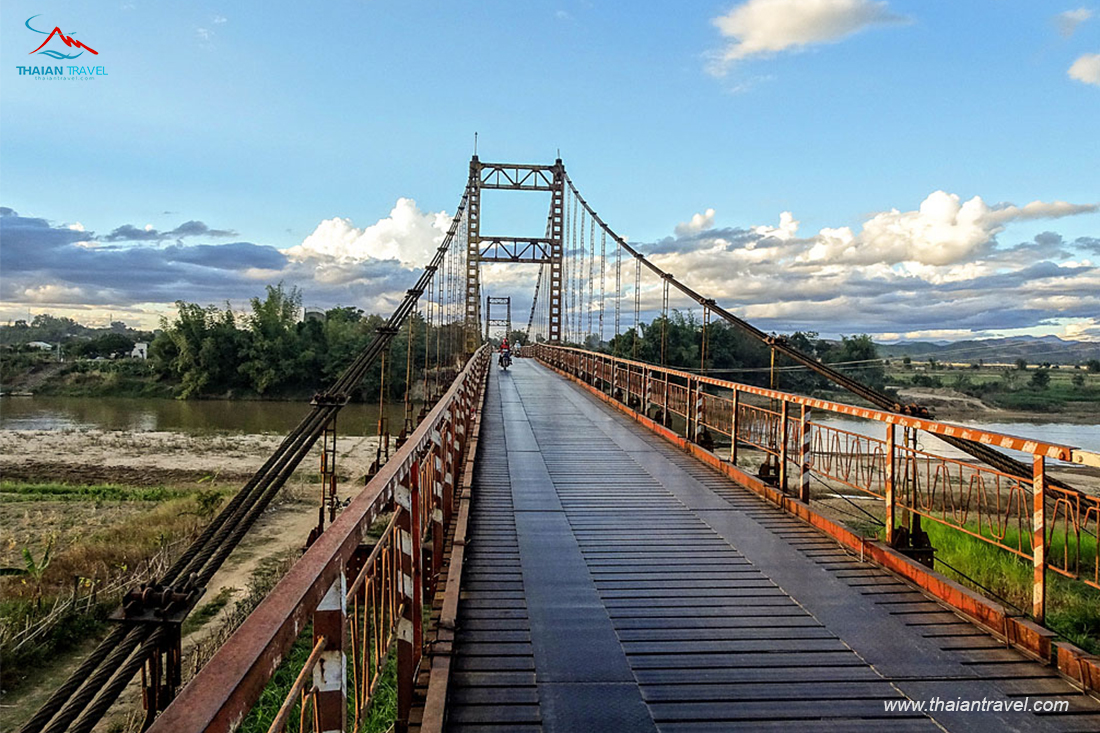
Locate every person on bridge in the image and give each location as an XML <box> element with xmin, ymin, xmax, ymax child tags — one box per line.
<box><xmin>499</xmin><ymin>338</ymin><xmax>512</xmax><ymax>369</ymax></box>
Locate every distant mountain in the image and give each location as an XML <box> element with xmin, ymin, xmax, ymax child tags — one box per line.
<box><xmin>876</xmin><ymin>335</ymin><xmax>1100</xmax><ymax>365</ymax></box>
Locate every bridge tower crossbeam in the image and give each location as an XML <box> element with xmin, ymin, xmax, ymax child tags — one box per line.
<box><xmin>464</xmin><ymin>156</ymin><xmax>564</xmax><ymax>352</ymax></box>
<box><xmin>484</xmin><ymin>296</ymin><xmax>511</xmax><ymax>342</ymax></box>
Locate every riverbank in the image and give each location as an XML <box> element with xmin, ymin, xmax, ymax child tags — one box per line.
<box><xmin>896</xmin><ymin>386</ymin><xmax>1100</xmax><ymax>424</ymax></box>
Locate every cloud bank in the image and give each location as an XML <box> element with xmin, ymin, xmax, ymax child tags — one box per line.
<box><xmin>1</xmin><ymin>189</ymin><xmax>1098</xmax><ymax>341</ymax></box>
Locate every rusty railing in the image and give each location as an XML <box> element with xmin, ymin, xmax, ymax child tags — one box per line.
<box><xmin>148</xmin><ymin>345</ymin><xmax>491</xmax><ymax>733</ymax></box>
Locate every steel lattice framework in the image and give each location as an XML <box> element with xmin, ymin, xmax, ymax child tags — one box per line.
<box><xmin>464</xmin><ymin>157</ymin><xmax>565</xmax><ymax>352</ymax></box>
<box><xmin>484</xmin><ymin>295</ymin><xmax>511</xmax><ymax>341</ymax></box>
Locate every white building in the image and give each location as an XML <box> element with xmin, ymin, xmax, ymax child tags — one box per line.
<box><xmin>131</xmin><ymin>342</ymin><xmax>148</xmax><ymax>359</ymax></box>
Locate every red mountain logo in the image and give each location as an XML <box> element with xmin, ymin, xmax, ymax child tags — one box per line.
<box><xmin>25</xmin><ymin>15</ymin><xmax>98</xmax><ymax>60</ymax></box>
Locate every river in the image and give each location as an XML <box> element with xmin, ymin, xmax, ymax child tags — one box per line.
<box><xmin>0</xmin><ymin>395</ymin><xmax>411</xmax><ymax>436</ymax></box>
<box><xmin>816</xmin><ymin>415</ymin><xmax>1100</xmax><ymax>459</ymax></box>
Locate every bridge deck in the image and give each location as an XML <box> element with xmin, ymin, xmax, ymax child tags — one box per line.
<box><xmin>446</xmin><ymin>359</ymin><xmax>1100</xmax><ymax>733</ymax></box>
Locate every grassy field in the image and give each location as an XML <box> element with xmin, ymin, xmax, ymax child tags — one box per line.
<box><xmin>0</xmin><ymin>481</ymin><xmax>230</xmax><ymax>692</ymax></box>
<box><xmin>916</xmin><ymin>521</ymin><xmax>1100</xmax><ymax>653</ymax></box>
<box><xmin>886</xmin><ymin>362</ymin><xmax>1100</xmax><ymax>413</ymax></box>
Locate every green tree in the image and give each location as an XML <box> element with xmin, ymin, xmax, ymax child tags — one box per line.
<box><xmin>77</xmin><ymin>332</ymin><xmax>135</xmax><ymax>359</ymax></box>
<box><xmin>1015</xmin><ymin>358</ymin><xmax>1028</xmax><ymax>370</ymax></box>
<box><xmin>1029</xmin><ymin>369</ymin><xmax>1051</xmax><ymax>389</ymax></box>
<box><xmin>239</xmin><ymin>284</ymin><xmax>306</xmax><ymax>394</ymax></box>
<box><xmin>153</xmin><ymin>301</ymin><xmax>249</xmax><ymax>398</ymax></box>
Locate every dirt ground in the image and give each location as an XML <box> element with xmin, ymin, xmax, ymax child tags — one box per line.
<box><xmin>0</xmin><ymin>429</ymin><xmax>381</xmax><ymax>479</ymax></box>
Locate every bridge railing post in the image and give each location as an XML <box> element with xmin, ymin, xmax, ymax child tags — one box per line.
<box><xmin>798</xmin><ymin>404</ymin><xmax>811</xmax><ymax>503</ymax></box>
<box><xmin>694</xmin><ymin>384</ymin><xmax>705</xmax><ymax>444</ymax></box>
<box><xmin>685</xmin><ymin>377</ymin><xmax>695</xmax><ymax>441</ymax></box>
<box><xmin>432</xmin><ymin>418</ymin><xmax>447</xmax><ymax>589</ymax></box>
<box><xmin>885</xmin><ymin>423</ymin><xmax>897</xmax><ymax>545</ymax></box>
<box><xmin>778</xmin><ymin>400</ymin><xmax>789</xmax><ymax>492</ymax></box>
<box><xmin>730</xmin><ymin>390</ymin><xmax>740</xmax><ymax>465</ymax></box>
<box><xmin>395</xmin><ymin>463</ymin><xmax>423</xmax><ymax>733</ymax></box>
<box><xmin>313</xmin><ymin>565</ymin><xmax>346</xmax><ymax>733</ymax></box>
<box><xmin>1032</xmin><ymin>455</ymin><xmax>1047</xmax><ymax>623</ymax></box>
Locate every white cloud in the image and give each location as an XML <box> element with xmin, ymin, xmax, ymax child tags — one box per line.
<box><xmin>709</xmin><ymin>0</ymin><xmax>907</xmax><ymax>73</ymax></box>
<box><xmin>1062</xmin><ymin>318</ymin><xmax>1100</xmax><ymax>342</ymax></box>
<box><xmin>753</xmin><ymin>211</ymin><xmax>800</xmax><ymax>241</ymax></box>
<box><xmin>802</xmin><ymin>191</ymin><xmax>1097</xmax><ymax>266</ymax></box>
<box><xmin>1056</xmin><ymin>8</ymin><xmax>1092</xmax><ymax>37</ymax></box>
<box><xmin>287</xmin><ymin>198</ymin><xmax>452</xmax><ymax>268</ymax></box>
<box><xmin>1069</xmin><ymin>52</ymin><xmax>1100</xmax><ymax>87</ymax></box>
<box><xmin>675</xmin><ymin>208</ymin><xmax>716</xmax><ymax>236</ymax></box>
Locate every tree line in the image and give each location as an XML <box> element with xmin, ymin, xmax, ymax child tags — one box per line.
<box><xmin>3</xmin><ymin>290</ymin><xmax>887</xmax><ymax>401</ymax></box>
<box><xmin>564</xmin><ymin>309</ymin><xmax>887</xmax><ymax>395</ymax></box>
<box><xmin>150</xmin><ymin>284</ymin><xmax>461</xmax><ymax>399</ymax></box>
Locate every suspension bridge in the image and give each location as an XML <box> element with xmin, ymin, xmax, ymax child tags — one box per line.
<box><xmin>19</xmin><ymin>158</ymin><xmax>1100</xmax><ymax>733</ymax></box>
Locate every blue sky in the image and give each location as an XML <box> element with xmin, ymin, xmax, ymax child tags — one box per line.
<box><xmin>1</xmin><ymin>1</ymin><xmax>1098</xmax><ymax>340</ymax></box>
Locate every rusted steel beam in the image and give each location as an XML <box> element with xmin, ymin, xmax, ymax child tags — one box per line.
<box><xmin>885</xmin><ymin>423</ymin><xmax>897</xmax><ymax>545</ymax></box>
<box><xmin>798</xmin><ymin>404</ymin><xmax>811</xmax><ymax>503</ymax></box>
<box><xmin>312</xmin><ymin>571</ymin><xmax>346</xmax><ymax>732</ymax></box>
<box><xmin>1033</xmin><ymin>456</ymin><xmax>1047</xmax><ymax>623</ymax></box>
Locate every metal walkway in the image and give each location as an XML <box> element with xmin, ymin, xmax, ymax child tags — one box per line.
<box><xmin>447</xmin><ymin>359</ymin><xmax>1100</xmax><ymax>733</ymax></box>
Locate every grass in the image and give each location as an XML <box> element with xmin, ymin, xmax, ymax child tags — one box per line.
<box><xmin>882</xmin><ymin>519</ymin><xmax>1100</xmax><ymax>653</ymax></box>
<box><xmin>238</xmin><ymin>630</ymin><xmax>398</xmax><ymax>733</ymax></box>
<box><xmin>0</xmin><ymin>487</ymin><xmax>228</xmax><ymax>689</ymax></box>
<box><xmin>30</xmin><ymin>360</ymin><xmax>176</xmax><ymax>399</ymax></box>
<box><xmin>181</xmin><ymin>587</ymin><xmax>237</xmax><ymax>635</ymax></box>
<box><xmin>0</xmin><ymin>481</ymin><xmax>183</xmax><ymax>503</ymax></box>
<box><xmin>884</xmin><ymin>364</ymin><xmax>1100</xmax><ymax>413</ymax></box>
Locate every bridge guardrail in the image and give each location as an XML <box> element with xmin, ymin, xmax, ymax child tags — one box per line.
<box><xmin>527</xmin><ymin>343</ymin><xmax>1100</xmax><ymax>621</ymax></box>
<box><xmin>149</xmin><ymin>345</ymin><xmax>491</xmax><ymax>733</ymax></box>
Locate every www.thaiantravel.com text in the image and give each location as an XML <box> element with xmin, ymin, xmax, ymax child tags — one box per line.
<box><xmin>885</xmin><ymin>696</ymin><xmax>1069</xmax><ymax>713</ymax></box>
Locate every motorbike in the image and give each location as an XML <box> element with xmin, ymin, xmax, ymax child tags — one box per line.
<box><xmin>499</xmin><ymin>351</ymin><xmax>512</xmax><ymax>370</ymax></box>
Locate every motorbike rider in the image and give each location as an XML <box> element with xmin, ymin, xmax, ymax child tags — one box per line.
<box><xmin>499</xmin><ymin>338</ymin><xmax>512</xmax><ymax>367</ymax></box>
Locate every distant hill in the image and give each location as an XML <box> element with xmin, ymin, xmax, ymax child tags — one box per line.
<box><xmin>876</xmin><ymin>335</ymin><xmax>1100</xmax><ymax>365</ymax></box>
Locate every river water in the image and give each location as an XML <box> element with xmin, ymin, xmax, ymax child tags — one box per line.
<box><xmin>816</xmin><ymin>415</ymin><xmax>1100</xmax><ymax>460</ymax></box>
<box><xmin>0</xmin><ymin>395</ymin><xmax>411</xmax><ymax>436</ymax></box>
<box><xmin>1</xmin><ymin>396</ymin><xmax>1097</xmax><ymax>454</ymax></box>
